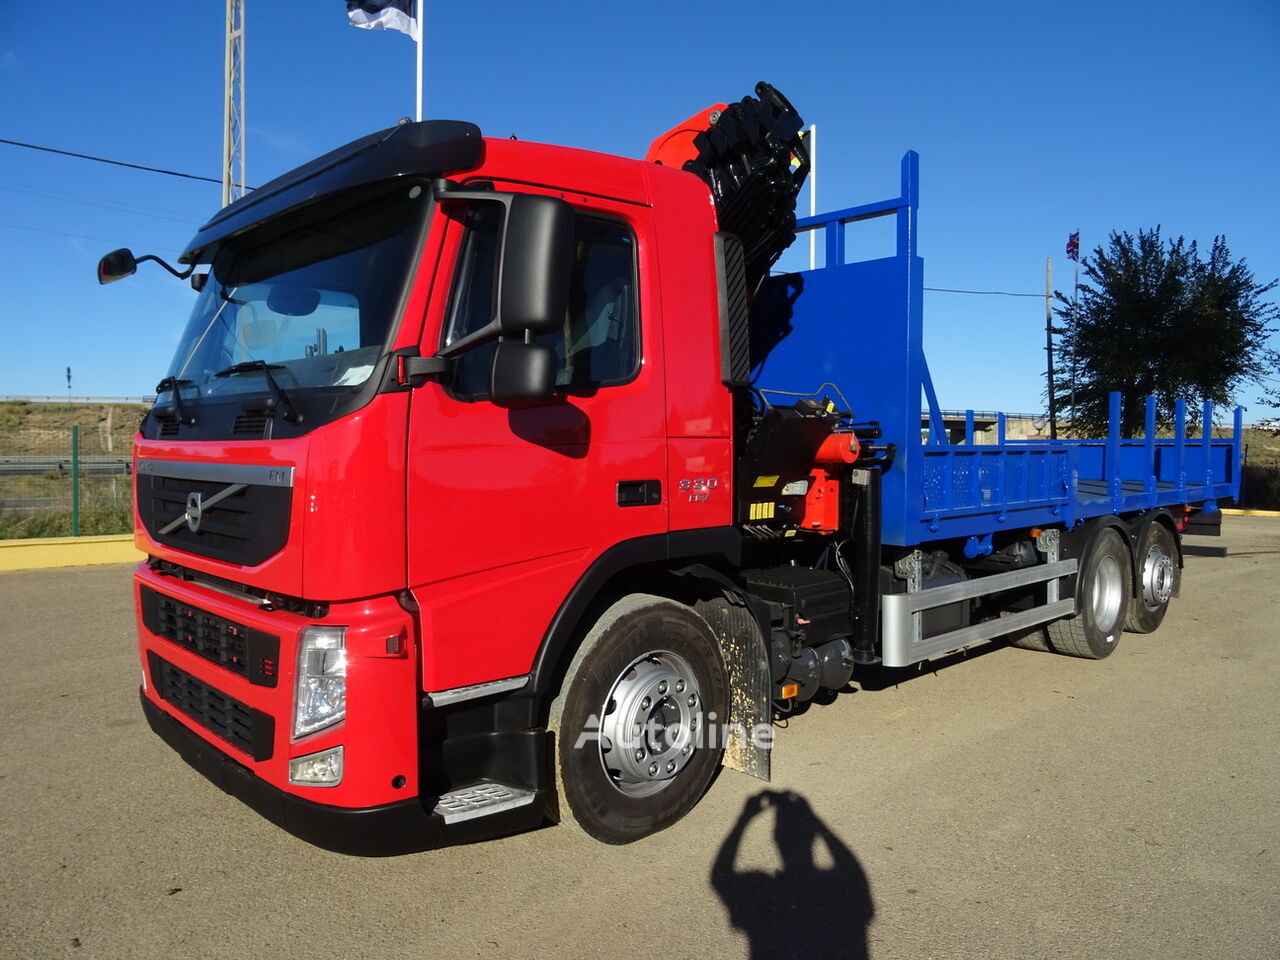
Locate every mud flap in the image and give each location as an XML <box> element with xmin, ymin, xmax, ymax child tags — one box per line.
<box><xmin>694</xmin><ymin>595</ymin><xmax>773</xmax><ymax>782</ymax></box>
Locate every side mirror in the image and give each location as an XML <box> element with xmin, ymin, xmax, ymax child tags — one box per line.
<box><xmin>97</xmin><ymin>248</ymin><xmax>138</xmax><ymax>285</ymax></box>
<box><xmin>435</xmin><ymin>184</ymin><xmax>574</xmax><ymax>356</ymax></box>
<box><xmin>489</xmin><ymin>340</ymin><xmax>555</xmax><ymax>408</ymax></box>
<box><xmin>498</xmin><ymin>194</ymin><xmax>574</xmax><ymax>336</ymax></box>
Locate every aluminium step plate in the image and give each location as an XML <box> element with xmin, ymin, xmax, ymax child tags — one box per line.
<box><xmin>431</xmin><ymin>783</ymin><xmax>536</xmax><ymax>824</ymax></box>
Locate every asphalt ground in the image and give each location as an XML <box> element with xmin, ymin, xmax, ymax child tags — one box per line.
<box><xmin>1</xmin><ymin>517</ymin><xmax>1276</xmax><ymax>959</ymax></box>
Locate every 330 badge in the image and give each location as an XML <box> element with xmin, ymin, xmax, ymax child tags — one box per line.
<box><xmin>678</xmin><ymin>477</ymin><xmax>720</xmax><ymax>503</ymax></box>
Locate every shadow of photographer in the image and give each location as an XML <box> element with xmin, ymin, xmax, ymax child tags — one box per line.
<box><xmin>711</xmin><ymin>790</ymin><xmax>874</xmax><ymax>959</ymax></box>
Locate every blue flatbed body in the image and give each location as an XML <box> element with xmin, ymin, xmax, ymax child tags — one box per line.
<box><xmin>757</xmin><ymin>152</ymin><xmax>1243</xmax><ymax>548</ymax></box>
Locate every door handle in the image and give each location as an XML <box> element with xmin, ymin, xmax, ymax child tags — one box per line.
<box><xmin>616</xmin><ymin>480</ymin><xmax>661</xmax><ymax>507</ymax></box>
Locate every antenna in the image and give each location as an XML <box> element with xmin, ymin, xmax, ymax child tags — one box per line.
<box><xmin>222</xmin><ymin>0</ymin><xmax>246</xmax><ymax>208</ymax></box>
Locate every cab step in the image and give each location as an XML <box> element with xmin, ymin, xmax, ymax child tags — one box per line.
<box><xmin>431</xmin><ymin>783</ymin><xmax>537</xmax><ymax>824</ymax></box>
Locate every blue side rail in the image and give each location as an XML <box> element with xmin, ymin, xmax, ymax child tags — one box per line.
<box><xmin>915</xmin><ymin>393</ymin><xmax>1242</xmax><ymax>548</ymax></box>
<box><xmin>762</xmin><ymin>151</ymin><xmax>1244</xmax><ymax>547</ymax></box>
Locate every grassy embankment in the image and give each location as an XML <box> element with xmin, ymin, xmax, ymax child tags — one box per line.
<box><xmin>1241</xmin><ymin>429</ymin><xmax>1280</xmax><ymax>510</ymax></box>
<box><xmin>0</xmin><ymin>401</ymin><xmax>148</xmax><ymax>538</ymax></box>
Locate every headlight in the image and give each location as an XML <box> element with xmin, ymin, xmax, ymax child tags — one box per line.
<box><xmin>293</xmin><ymin>625</ymin><xmax>347</xmax><ymax>738</ymax></box>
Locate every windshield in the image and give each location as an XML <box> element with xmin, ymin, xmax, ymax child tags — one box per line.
<box><xmin>162</xmin><ymin>179</ymin><xmax>429</xmax><ymax>401</ymax></box>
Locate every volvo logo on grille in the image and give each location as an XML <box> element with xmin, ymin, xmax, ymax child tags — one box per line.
<box><xmin>158</xmin><ymin>481</ymin><xmax>248</xmax><ymax>536</ymax></box>
<box><xmin>185</xmin><ymin>492</ymin><xmax>204</xmax><ymax>532</ymax></box>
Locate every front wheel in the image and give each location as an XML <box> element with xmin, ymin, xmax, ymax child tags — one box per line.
<box><xmin>546</xmin><ymin>594</ymin><xmax>729</xmax><ymax>844</ymax></box>
<box><xmin>1125</xmin><ymin>522</ymin><xmax>1179</xmax><ymax>633</ymax></box>
<box><xmin>1045</xmin><ymin>527</ymin><xmax>1133</xmax><ymax>659</ymax></box>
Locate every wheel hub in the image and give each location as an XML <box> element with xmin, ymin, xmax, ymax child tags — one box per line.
<box><xmin>1141</xmin><ymin>545</ymin><xmax>1175</xmax><ymax>608</ymax></box>
<box><xmin>598</xmin><ymin>652</ymin><xmax>701</xmax><ymax>797</ymax></box>
<box><xmin>1090</xmin><ymin>554</ymin><xmax>1125</xmax><ymax>636</ymax></box>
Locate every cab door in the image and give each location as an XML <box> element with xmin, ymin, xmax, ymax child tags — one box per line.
<box><xmin>405</xmin><ymin>187</ymin><xmax>667</xmax><ymax>692</ymax></box>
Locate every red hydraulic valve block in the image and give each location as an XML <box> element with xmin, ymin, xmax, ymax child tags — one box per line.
<box><xmin>814</xmin><ymin>432</ymin><xmax>861</xmax><ymax>465</ymax></box>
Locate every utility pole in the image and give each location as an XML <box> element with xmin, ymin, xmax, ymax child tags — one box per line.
<box><xmin>1045</xmin><ymin>257</ymin><xmax>1057</xmax><ymax>440</ymax></box>
<box><xmin>222</xmin><ymin>0</ymin><xmax>246</xmax><ymax>208</ymax></box>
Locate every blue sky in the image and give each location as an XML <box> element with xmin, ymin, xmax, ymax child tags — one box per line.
<box><xmin>1</xmin><ymin>0</ymin><xmax>1277</xmax><ymax>420</ymax></box>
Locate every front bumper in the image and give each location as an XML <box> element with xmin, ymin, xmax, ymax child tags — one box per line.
<box><xmin>142</xmin><ymin>691</ymin><xmax>440</xmax><ymax>855</ymax></box>
<box><xmin>142</xmin><ymin>692</ymin><xmax>548</xmax><ymax>855</ymax></box>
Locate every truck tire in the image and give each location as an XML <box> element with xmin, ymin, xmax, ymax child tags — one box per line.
<box><xmin>1125</xmin><ymin>522</ymin><xmax>1179</xmax><ymax>634</ymax></box>
<box><xmin>1008</xmin><ymin>622</ymin><xmax>1050</xmax><ymax>653</ymax></box>
<box><xmin>1044</xmin><ymin>527</ymin><xmax>1132</xmax><ymax>659</ymax></box>
<box><xmin>546</xmin><ymin>594</ymin><xmax>729</xmax><ymax>844</ymax></box>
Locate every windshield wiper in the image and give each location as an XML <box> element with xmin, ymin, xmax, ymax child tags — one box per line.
<box><xmin>212</xmin><ymin>361</ymin><xmax>303</xmax><ymax>424</ymax></box>
<box><xmin>154</xmin><ymin>377</ymin><xmax>197</xmax><ymax>425</ymax></box>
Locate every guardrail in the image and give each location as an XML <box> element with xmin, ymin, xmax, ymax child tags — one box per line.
<box><xmin>0</xmin><ymin>395</ymin><xmax>154</xmax><ymax>404</ymax></box>
<box><xmin>0</xmin><ymin>456</ymin><xmax>132</xmax><ymax>477</ymax></box>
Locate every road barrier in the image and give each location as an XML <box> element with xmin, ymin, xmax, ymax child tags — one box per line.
<box><xmin>0</xmin><ymin>534</ymin><xmax>143</xmax><ymax>572</ymax></box>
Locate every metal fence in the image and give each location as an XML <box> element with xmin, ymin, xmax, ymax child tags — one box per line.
<box><xmin>0</xmin><ymin>402</ymin><xmax>145</xmax><ymax>540</ymax></box>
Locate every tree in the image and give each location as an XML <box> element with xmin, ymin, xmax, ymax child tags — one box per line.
<box><xmin>1053</xmin><ymin>228</ymin><xmax>1278</xmax><ymax>436</ymax></box>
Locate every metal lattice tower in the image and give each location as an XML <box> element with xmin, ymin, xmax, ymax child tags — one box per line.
<box><xmin>222</xmin><ymin>0</ymin><xmax>246</xmax><ymax>208</ymax></box>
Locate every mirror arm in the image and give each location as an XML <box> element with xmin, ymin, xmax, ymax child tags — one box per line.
<box><xmin>436</xmin><ymin>320</ymin><xmax>502</xmax><ymax>359</ymax></box>
<box><xmin>135</xmin><ymin>254</ymin><xmax>196</xmax><ymax>281</ymax></box>
<box><xmin>401</xmin><ymin>355</ymin><xmax>450</xmax><ymax>379</ymax></box>
<box><xmin>431</xmin><ymin>179</ymin><xmax>496</xmax><ymax>202</ymax></box>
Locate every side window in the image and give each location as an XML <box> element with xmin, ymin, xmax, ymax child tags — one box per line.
<box><xmin>445</xmin><ymin>208</ymin><xmax>639</xmax><ymax>398</ymax></box>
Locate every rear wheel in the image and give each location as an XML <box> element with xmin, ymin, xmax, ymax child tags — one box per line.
<box><xmin>1125</xmin><ymin>522</ymin><xmax>1179</xmax><ymax>634</ymax></box>
<box><xmin>547</xmin><ymin>594</ymin><xmax>728</xmax><ymax>844</ymax></box>
<box><xmin>1044</xmin><ymin>527</ymin><xmax>1132</xmax><ymax>659</ymax></box>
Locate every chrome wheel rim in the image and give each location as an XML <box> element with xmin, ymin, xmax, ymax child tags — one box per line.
<box><xmin>1141</xmin><ymin>543</ymin><xmax>1175</xmax><ymax>610</ymax></box>
<box><xmin>597</xmin><ymin>650</ymin><xmax>701</xmax><ymax>798</ymax></box>
<box><xmin>1091</xmin><ymin>554</ymin><xmax>1124</xmax><ymax>638</ymax></box>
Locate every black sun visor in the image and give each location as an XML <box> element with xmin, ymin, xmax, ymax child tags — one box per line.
<box><xmin>180</xmin><ymin>119</ymin><xmax>484</xmax><ymax>264</ymax></box>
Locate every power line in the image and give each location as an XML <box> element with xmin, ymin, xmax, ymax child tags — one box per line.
<box><xmin>0</xmin><ymin>137</ymin><xmax>245</xmax><ymax>188</ymax></box>
<box><xmin>0</xmin><ymin>221</ymin><xmax>174</xmax><ymax>251</ymax></box>
<box><xmin>1</xmin><ymin>176</ymin><xmax>204</xmax><ymax>218</ymax></box>
<box><xmin>925</xmin><ymin>286</ymin><xmax>1045</xmax><ymax>299</ymax></box>
<box><xmin>0</xmin><ymin>182</ymin><xmax>204</xmax><ymax>226</ymax></box>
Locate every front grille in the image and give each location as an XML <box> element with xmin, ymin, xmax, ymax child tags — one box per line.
<box><xmin>148</xmin><ymin>652</ymin><xmax>274</xmax><ymax>761</ymax></box>
<box><xmin>140</xmin><ymin>586</ymin><xmax>279</xmax><ymax>687</ymax></box>
<box><xmin>136</xmin><ymin>473</ymin><xmax>291</xmax><ymax>566</ymax></box>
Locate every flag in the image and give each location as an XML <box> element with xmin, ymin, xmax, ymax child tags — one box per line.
<box><xmin>1066</xmin><ymin>231</ymin><xmax>1080</xmax><ymax>261</ymax></box>
<box><xmin>346</xmin><ymin>1</ymin><xmax>418</xmax><ymax>41</ymax></box>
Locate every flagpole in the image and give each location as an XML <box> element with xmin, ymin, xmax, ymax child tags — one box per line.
<box><xmin>415</xmin><ymin>7</ymin><xmax>423</xmax><ymax>122</ymax></box>
<box><xmin>808</xmin><ymin>123</ymin><xmax>816</xmax><ymax>270</ymax></box>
